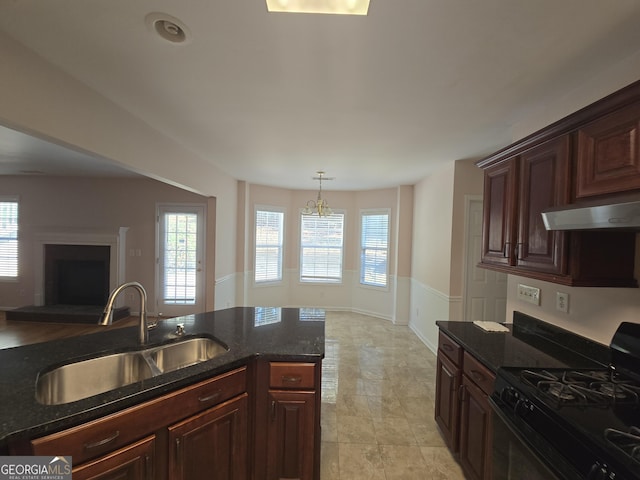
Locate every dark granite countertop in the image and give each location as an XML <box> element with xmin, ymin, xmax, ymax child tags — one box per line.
<box><xmin>0</xmin><ymin>307</ymin><xmax>324</xmax><ymax>448</ymax></box>
<box><xmin>436</xmin><ymin>312</ymin><xmax>610</xmax><ymax>373</ymax></box>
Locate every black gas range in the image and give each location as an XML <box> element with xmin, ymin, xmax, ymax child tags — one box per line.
<box><xmin>490</xmin><ymin>322</ymin><xmax>640</xmax><ymax>480</ymax></box>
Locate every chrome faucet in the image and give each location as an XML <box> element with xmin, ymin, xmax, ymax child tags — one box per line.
<box><xmin>99</xmin><ymin>281</ymin><xmax>150</xmax><ymax>344</ymax></box>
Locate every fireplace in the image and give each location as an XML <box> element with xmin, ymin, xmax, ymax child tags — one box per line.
<box><xmin>6</xmin><ymin>228</ymin><xmax>130</xmax><ymax>324</ymax></box>
<box><xmin>44</xmin><ymin>244</ymin><xmax>110</xmax><ymax>306</ymax></box>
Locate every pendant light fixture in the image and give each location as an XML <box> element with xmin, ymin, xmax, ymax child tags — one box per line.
<box><xmin>302</xmin><ymin>171</ymin><xmax>334</xmax><ymax>217</ymax></box>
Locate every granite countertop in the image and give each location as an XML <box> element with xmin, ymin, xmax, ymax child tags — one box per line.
<box><xmin>436</xmin><ymin>312</ymin><xmax>610</xmax><ymax>373</ymax></box>
<box><xmin>0</xmin><ymin>307</ymin><xmax>325</xmax><ymax>447</ymax></box>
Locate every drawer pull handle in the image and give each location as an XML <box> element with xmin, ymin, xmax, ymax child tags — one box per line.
<box><xmin>470</xmin><ymin>370</ymin><xmax>484</xmax><ymax>382</ymax></box>
<box><xmin>84</xmin><ymin>431</ymin><xmax>120</xmax><ymax>450</ymax></box>
<box><xmin>442</xmin><ymin>344</ymin><xmax>453</xmax><ymax>352</ymax></box>
<box><xmin>282</xmin><ymin>375</ymin><xmax>302</xmax><ymax>384</ymax></box>
<box><xmin>198</xmin><ymin>390</ymin><xmax>222</xmax><ymax>403</ymax></box>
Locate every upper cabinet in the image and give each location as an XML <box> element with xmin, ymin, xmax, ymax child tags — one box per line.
<box><xmin>576</xmin><ymin>102</ymin><xmax>640</xmax><ymax>198</ymax></box>
<box><xmin>477</xmin><ymin>80</ymin><xmax>640</xmax><ymax>287</ymax></box>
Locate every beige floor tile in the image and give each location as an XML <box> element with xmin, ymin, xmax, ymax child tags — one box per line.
<box><xmin>367</xmin><ymin>395</ymin><xmax>404</xmax><ymax>419</ymax></box>
<box><xmin>336</xmin><ymin>394</ymin><xmax>371</xmax><ymax>417</ymax></box>
<box><xmin>398</xmin><ymin>395</ymin><xmax>435</xmax><ymax>423</ymax></box>
<box><xmin>336</xmin><ymin>415</ymin><xmax>378</xmax><ymax>443</ymax></box>
<box><xmin>380</xmin><ymin>445</ymin><xmax>429</xmax><ymax>480</ymax></box>
<box><xmin>420</xmin><ymin>446</ymin><xmax>466</xmax><ymax>479</ymax></box>
<box><xmin>338</xmin><ymin>444</ymin><xmax>386</xmax><ymax>480</ymax></box>
<box><xmin>410</xmin><ymin>422</ymin><xmax>448</xmax><ymax>447</ymax></box>
<box><xmin>321</xmin><ymin>442</ymin><xmax>340</xmax><ymax>480</ymax></box>
<box><xmin>373</xmin><ymin>417</ymin><xmax>418</xmax><ymax>446</ymax></box>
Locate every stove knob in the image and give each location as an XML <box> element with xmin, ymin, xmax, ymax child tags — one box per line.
<box><xmin>587</xmin><ymin>462</ymin><xmax>609</xmax><ymax>480</ymax></box>
<box><xmin>514</xmin><ymin>398</ymin><xmax>532</xmax><ymax>417</ymax></box>
<box><xmin>499</xmin><ymin>387</ymin><xmax>518</xmax><ymax>404</ymax></box>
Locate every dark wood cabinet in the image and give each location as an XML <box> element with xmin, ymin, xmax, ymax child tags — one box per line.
<box><xmin>459</xmin><ymin>352</ymin><xmax>494</xmax><ymax>480</ymax></box>
<box><xmin>576</xmin><ymin>102</ymin><xmax>640</xmax><ymax>198</ymax></box>
<box><xmin>27</xmin><ymin>367</ymin><xmax>249</xmax><ymax>480</ymax></box>
<box><xmin>435</xmin><ymin>351</ymin><xmax>461</xmax><ymax>452</ymax></box>
<box><xmin>481</xmin><ymin>158</ymin><xmax>518</xmax><ymax>268</ymax></box>
<box><xmin>72</xmin><ymin>436</ymin><xmax>155</xmax><ymax>480</ymax></box>
<box><xmin>254</xmin><ymin>361</ymin><xmax>321</xmax><ymax>480</ymax></box>
<box><xmin>435</xmin><ymin>333</ymin><xmax>494</xmax><ymax>480</ymax></box>
<box><xmin>168</xmin><ymin>394</ymin><xmax>248</xmax><ymax>480</ymax></box>
<box><xmin>481</xmin><ymin>136</ymin><xmax>571</xmax><ymax>277</ymax></box>
<box><xmin>517</xmin><ymin>136</ymin><xmax>570</xmax><ymax>274</ymax></box>
<box><xmin>267</xmin><ymin>390</ymin><xmax>316</xmax><ymax>480</ymax></box>
<box><xmin>477</xmin><ymin>81</ymin><xmax>640</xmax><ymax>287</ymax></box>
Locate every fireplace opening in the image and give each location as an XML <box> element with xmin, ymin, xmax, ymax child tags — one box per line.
<box><xmin>45</xmin><ymin>244</ymin><xmax>110</xmax><ymax>306</ymax></box>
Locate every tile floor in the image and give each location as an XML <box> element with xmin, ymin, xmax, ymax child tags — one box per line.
<box><xmin>320</xmin><ymin>311</ymin><xmax>465</xmax><ymax>480</ymax></box>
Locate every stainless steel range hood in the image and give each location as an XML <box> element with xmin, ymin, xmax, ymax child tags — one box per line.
<box><xmin>542</xmin><ymin>197</ymin><xmax>640</xmax><ymax>230</ymax></box>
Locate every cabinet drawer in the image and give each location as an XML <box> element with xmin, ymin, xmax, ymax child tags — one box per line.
<box><xmin>463</xmin><ymin>352</ymin><xmax>495</xmax><ymax>396</ymax></box>
<box><xmin>269</xmin><ymin>362</ymin><xmax>316</xmax><ymax>389</ymax></box>
<box><xmin>438</xmin><ymin>332</ymin><xmax>462</xmax><ymax>366</ymax></box>
<box><xmin>32</xmin><ymin>367</ymin><xmax>247</xmax><ymax>464</ymax></box>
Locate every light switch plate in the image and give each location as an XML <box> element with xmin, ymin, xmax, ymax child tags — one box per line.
<box><xmin>517</xmin><ymin>284</ymin><xmax>541</xmax><ymax>305</ymax></box>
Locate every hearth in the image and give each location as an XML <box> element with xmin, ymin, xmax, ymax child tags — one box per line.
<box><xmin>7</xmin><ymin>244</ymin><xmax>129</xmax><ymax>324</ymax></box>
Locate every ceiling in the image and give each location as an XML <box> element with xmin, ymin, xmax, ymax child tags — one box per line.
<box><xmin>1</xmin><ymin>0</ymin><xmax>640</xmax><ymax>190</ymax></box>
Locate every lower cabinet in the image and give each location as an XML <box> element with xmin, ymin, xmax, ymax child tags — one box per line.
<box><xmin>24</xmin><ymin>367</ymin><xmax>249</xmax><ymax>480</ymax></box>
<box><xmin>434</xmin><ymin>332</ymin><xmax>495</xmax><ymax>480</ymax></box>
<box><xmin>459</xmin><ymin>374</ymin><xmax>493</xmax><ymax>480</ymax></box>
<box><xmin>72</xmin><ymin>436</ymin><xmax>155</xmax><ymax>480</ymax></box>
<box><xmin>168</xmin><ymin>394</ymin><xmax>248</xmax><ymax>480</ymax></box>
<box><xmin>267</xmin><ymin>390</ymin><xmax>316</xmax><ymax>480</ymax></box>
<box><xmin>434</xmin><ymin>352</ymin><xmax>461</xmax><ymax>452</ymax></box>
<box><xmin>254</xmin><ymin>360</ymin><xmax>322</xmax><ymax>480</ymax></box>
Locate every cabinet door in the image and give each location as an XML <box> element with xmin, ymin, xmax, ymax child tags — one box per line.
<box><xmin>267</xmin><ymin>390</ymin><xmax>316</xmax><ymax>480</ymax></box>
<box><xmin>576</xmin><ymin>102</ymin><xmax>640</xmax><ymax>198</ymax></box>
<box><xmin>481</xmin><ymin>158</ymin><xmax>518</xmax><ymax>267</ymax></box>
<box><xmin>434</xmin><ymin>352</ymin><xmax>461</xmax><ymax>452</ymax></box>
<box><xmin>72</xmin><ymin>436</ymin><xmax>155</xmax><ymax>480</ymax></box>
<box><xmin>459</xmin><ymin>375</ymin><xmax>492</xmax><ymax>480</ymax></box>
<box><xmin>517</xmin><ymin>136</ymin><xmax>570</xmax><ymax>274</ymax></box>
<box><xmin>168</xmin><ymin>394</ymin><xmax>248</xmax><ymax>480</ymax></box>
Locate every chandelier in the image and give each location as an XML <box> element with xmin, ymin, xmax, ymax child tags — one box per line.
<box><xmin>302</xmin><ymin>171</ymin><xmax>334</xmax><ymax>217</ymax></box>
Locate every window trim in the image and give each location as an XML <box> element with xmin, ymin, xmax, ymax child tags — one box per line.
<box><xmin>254</xmin><ymin>206</ymin><xmax>285</xmax><ymax>285</ymax></box>
<box><xmin>0</xmin><ymin>196</ymin><xmax>19</xmax><ymax>281</ymax></box>
<box><xmin>299</xmin><ymin>209</ymin><xmax>345</xmax><ymax>284</ymax></box>
<box><xmin>359</xmin><ymin>208</ymin><xmax>390</xmax><ymax>289</ymax></box>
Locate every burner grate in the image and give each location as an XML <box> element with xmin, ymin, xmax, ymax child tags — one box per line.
<box><xmin>604</xmin><ymin>427</ymin><xmax>640</xmax><ymax>465</ymax></box>
<box><xmin>520</xmin><ymin>369</ymin><xmax>640</xmax><ymax>407</ymax></box>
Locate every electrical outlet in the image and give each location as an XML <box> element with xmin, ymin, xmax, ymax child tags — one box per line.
<box><xmin>556</xmin><ymin>292</ymin><xmax>569</xmax><ymax>313</ymax></box>
<box><xmin>517</xmin><ymin>284</ymin><xmax>541</xmax><ymax>305</ymax></box>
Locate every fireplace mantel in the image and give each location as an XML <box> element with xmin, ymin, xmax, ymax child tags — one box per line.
<box><xmin>34</xmin><ymin>227</ymin><xmax>129</xmax><ymax>306</ymax></box>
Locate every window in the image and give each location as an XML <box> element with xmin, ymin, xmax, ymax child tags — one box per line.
<box><xmin>0</xmin><ymin>199</ymin><xmax>18</xmax><ymax>278</ymax></box>
<box><xmin>300</xmin><ymin>212</ymin><xmax>344</xmax><ymax>283</ymax></box>
<box><xmin>360</xmin><ymin>211</ymin><xmax>389</xmax><ymax>287</ymax></box>
<box><xmin>255</xmin><ymin>209</ymin><xmax>284</xmax><ymax>283</ymax></box>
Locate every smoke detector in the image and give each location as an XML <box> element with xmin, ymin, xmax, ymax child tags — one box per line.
<box><xmin>145</xmin><ymin>13</ymin><xmax>191</xmax><ymax>44</ymax></box>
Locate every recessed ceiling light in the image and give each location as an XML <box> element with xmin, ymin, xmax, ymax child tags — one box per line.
<box><xmin>145</xmin><ymin>12</ymin><xmax>192</xmax><ymax>44</ymax></box>
<box><xmin>265</xmin><ymin>0</ymin><xmax>370</xmax><ymax>15</ymax></box>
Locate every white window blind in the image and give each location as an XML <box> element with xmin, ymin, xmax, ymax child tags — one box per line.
<box><xmin>0</xmin><ymin>201</ymin><xmax>18</xmax><ymax>278</ymax></box>
<box><xmin>360</xmin><ymin>212</ymin><xmax>389</xmax><ymax>287</ymax></box>
<box><xmin>163</xmin><ymin>212</ymin><xmax>198</xmax><ymax>304</ymax></box>
<box><xmin>300</xmin><ymin>213</ymin><xmax>344</xmax><ymax>283</ymax></box>
<box><xmin>255</xmin><ymin>210</ymin><xmax>284</xmax><ymax>283</ymax></box>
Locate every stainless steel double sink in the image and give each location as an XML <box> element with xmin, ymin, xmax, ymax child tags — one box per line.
<box><xmin>35</xmin><ymin>337</ymin><xmax>228</xmax><ymax>405</ymax></box>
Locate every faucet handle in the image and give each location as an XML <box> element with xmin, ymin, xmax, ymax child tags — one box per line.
<box><xmin>175</xmin><ymin>323</ymin><xmax>185</xmax><ymax>336</ymax></box>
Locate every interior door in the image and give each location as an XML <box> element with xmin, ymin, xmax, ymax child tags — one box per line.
<box><xmin>157</xmin><ymin>204</ymin><xmax>206</xmax><ymax>317</ymax></box>
<box><xmin>465</xmin><ymin>198</ymin><xmax>507</xmax><ymax>322</ymax></box>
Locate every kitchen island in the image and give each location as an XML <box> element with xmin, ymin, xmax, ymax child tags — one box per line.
<box><xmin>0</xmin><ymin>306</ymin><xmax>325</xmax><ymax>480</ymax></box>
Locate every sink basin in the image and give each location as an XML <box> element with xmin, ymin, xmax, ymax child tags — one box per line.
<box><xmin>35</xmin><ymin>352</ymin><xmax>154</xmax><ymax>405</ymax></box>
<box><xmin>36</xmin><ymin>337</ymin><xmax>228</xmax><ymax>405</ymax></box>
<box><xmin>146</xmin><ymin>337</ymin><xmax>228</xmax><ymax>374</ymax></box>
